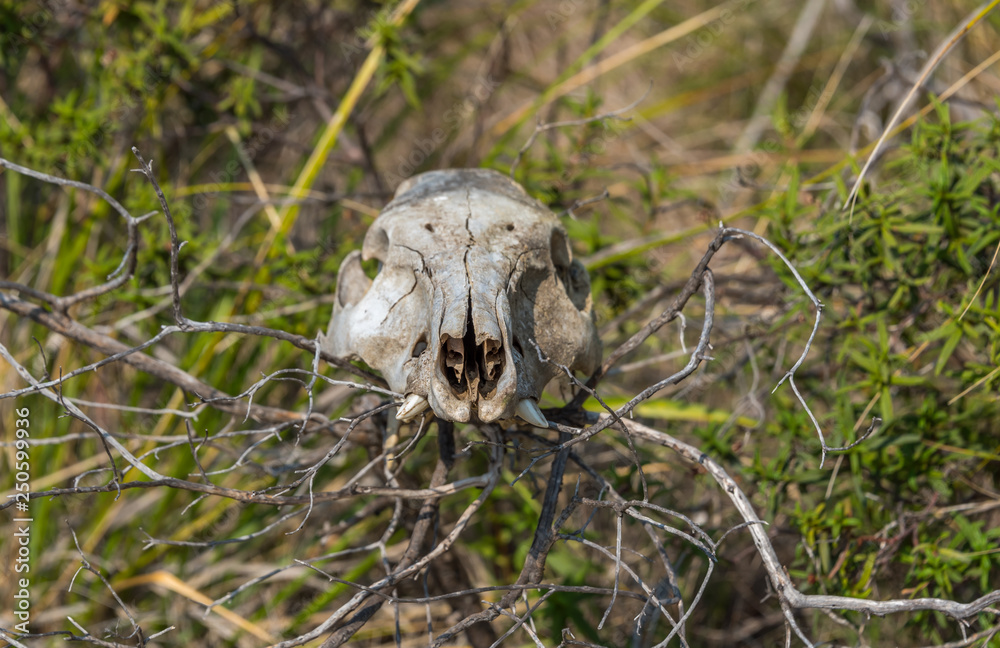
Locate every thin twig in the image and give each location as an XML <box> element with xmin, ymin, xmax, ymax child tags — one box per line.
<box><xmin>509</xmin><ymin>84</ymin><xmax>650</xmax><ymax>178</ymax></box>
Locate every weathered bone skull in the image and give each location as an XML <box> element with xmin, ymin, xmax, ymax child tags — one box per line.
<box><xmin>321</xmin><ymin>169</ymin><xmax>601</xmax><ymax>427</ymax></box>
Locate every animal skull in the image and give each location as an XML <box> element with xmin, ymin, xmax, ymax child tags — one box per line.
<box><xmin>321</xmin><ymin>169</ymin><xmax>601</xmax><ymax>427</ymax></box>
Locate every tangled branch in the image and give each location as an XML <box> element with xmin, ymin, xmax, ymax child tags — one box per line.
<box><xmin>1</xmin><ymin>152</ymin><xmax>996</xmax><ymax>648</ymax></box>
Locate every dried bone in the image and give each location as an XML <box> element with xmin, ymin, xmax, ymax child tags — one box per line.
<box><xmin>321</xmin><ymin>169</ymin><xmax>601</xmax><ymax>426</ymax></box>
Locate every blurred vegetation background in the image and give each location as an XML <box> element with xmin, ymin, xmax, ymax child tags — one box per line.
<box><xmin>1</xmin><ymin>0</ymin><xmax>999</xmax><ymax>646</ymax></box>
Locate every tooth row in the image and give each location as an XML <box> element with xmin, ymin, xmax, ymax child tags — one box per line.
<box><xmin>395</xmin><ymin>394</ymin><xmax>549</xmax><ymax>428</ymax></box>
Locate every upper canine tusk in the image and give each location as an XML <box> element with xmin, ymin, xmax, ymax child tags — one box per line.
<box><xmin>396</xmin><ymin>393</ymin><xmax>430</xmax><ymax>422</ymax></box>
<box><xmin>516</xmin><ymin>398</ymin><xmax>548</xmax><ymax>428</ymax></box>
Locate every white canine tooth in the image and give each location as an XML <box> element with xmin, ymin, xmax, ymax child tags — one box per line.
<box><xmin>395</xmin><ymin>394</ymin><xmax>430</xmax><ymax>422</ymax></box>
<box><xmin>516</xmin><ymin>399</ymin><xmax>548</xmax><ymax>428</ymax></box>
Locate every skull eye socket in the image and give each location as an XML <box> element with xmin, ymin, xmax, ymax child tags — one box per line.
<box><xmin>362</xmin><ymin>226</ymin><xmax>389</xmax><ymax>262</ymax></box>
<box><xmin>412</xmin><ymin>335</ymin><xmax>428</xmax><ymax>358</ymax></box>
<box><xmin>550</xmin><ymin>228</ymin><xmax>572</xmax><ymax>272</ymax></box>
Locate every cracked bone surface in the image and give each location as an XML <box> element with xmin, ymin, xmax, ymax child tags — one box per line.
<box><xmin>321</xmin><ymin>169</ymin><xmax>601</xmax><ymax>424</ymax></box>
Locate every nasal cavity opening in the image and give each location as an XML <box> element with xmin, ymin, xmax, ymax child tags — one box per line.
<box><xmin>477</xmin><ymin>338</ymin><xmax>504</xmax><ymax>397</ymax></box>
<box><xmin>442</xmin><ymin>336</ymin><xmax>467</xmax><ymax>394</ymax></box>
